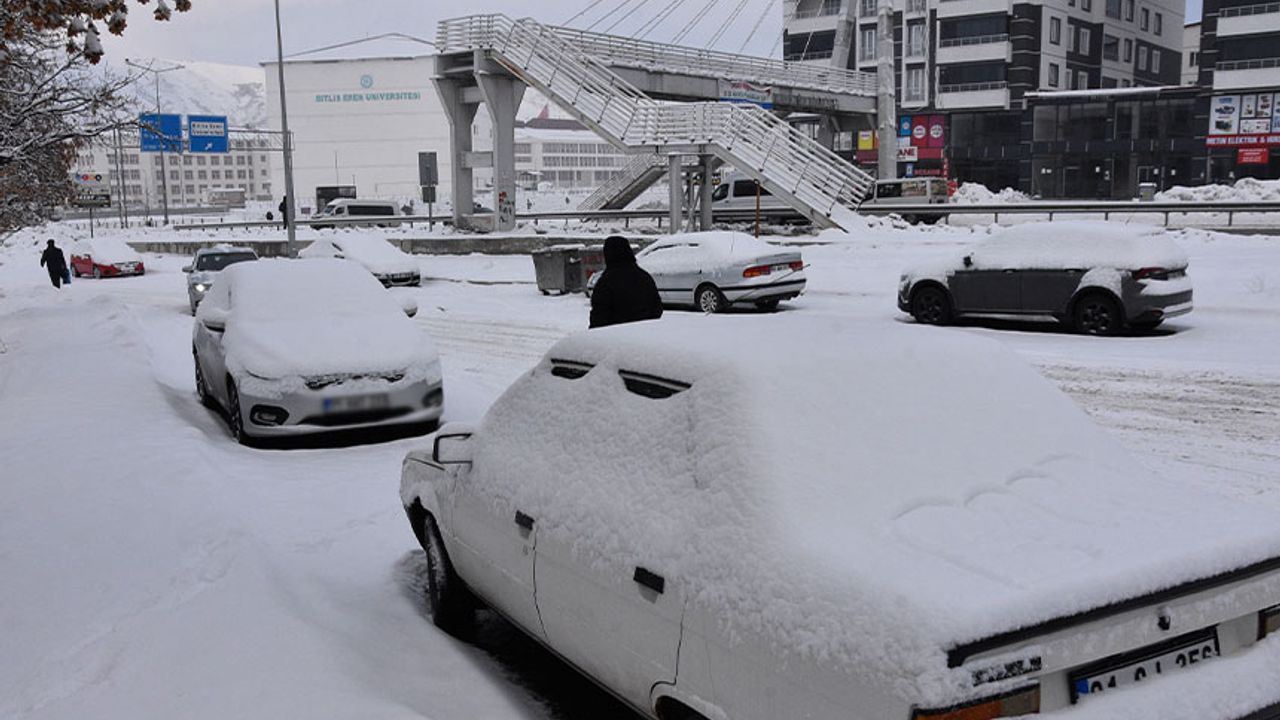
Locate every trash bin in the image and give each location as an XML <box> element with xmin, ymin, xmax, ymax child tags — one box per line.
<box><xmin>1138</xmin><ymin>182</ymin><xmax>1158</xmax><ymax>202</ymax></box>
<box><xmin>532</xmin><ymin>245</ymin><xmax>584</xmax><ymax>295</ymax></box>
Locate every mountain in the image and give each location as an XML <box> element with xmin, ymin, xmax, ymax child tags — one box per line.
<box><xmin>125</xmin><ymin>59</ymin><xmax>267</xmax><ymax>128</ymax></box>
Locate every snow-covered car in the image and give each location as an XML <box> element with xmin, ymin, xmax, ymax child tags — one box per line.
<box><xmin>899</xmin><ymin>221</ymin><xmax>1193</xmax><ymax>335</ymax></box>
<box><xmin>193</xmin><ymin>259</ymin><xmax>442</xmax><ymax>444</ymax></box>
<box><xmin>182</xmin><ymin>245</ymin><xmax>259</xmax><ymax>314</ymax></box>
<box><xmin>400</xmin><ymin>316</ymin><xmax>1280</xmax><ymax>720</ymax></box>
<box><xmin>299</xmin><ymin>237</ymin><xmax>421</xmax><ymax>287</ymax></box>
<box><xmin>588</xmin><ymin>231</ymin><xmax>805</xmax><ymax>312</ymax></box>
<box><xmin>69</xmin><ymin>238</ymin><xmax>145</xmax><ymax>278</ymax></box>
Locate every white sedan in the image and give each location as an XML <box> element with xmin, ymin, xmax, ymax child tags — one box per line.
<box><xmin>400</xmin><ymin>316</ymin><xmax>1280</xmax><ymax>720</ymax></box>
<box><xmin>299</xmin><ymin>236</ymin><xmax>421</xmax><ymax>287</ymax></box>
<box><xmin>588</xmin><ymin>232</ymin><xmax>806</xmax><ymax>312</ymax></box>
<box><xmin>194</xmin><ymin>259</ymin><xmax>442</xmax><ymax>444</ymax></box>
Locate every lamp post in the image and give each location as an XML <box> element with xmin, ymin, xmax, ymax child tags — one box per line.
<box><xmin>126</xmin><ymin>59</ymin><xmax>184</xmax><ymax>225</ymax></box>
<box><xmin>274</xmin><ymin>0</ymin><xmax>298</xmax><ymax>257</ymax></box>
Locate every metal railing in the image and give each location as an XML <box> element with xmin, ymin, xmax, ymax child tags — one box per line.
<box><xmin>579</xmin><ymin>154</ymin><xmax>668</xmax><ymax>211</ymax></box>
<box><xmin>1220</xmin><ymin>2</ymin><xmax>1280</xmax><ymax>17</ymax></box>
<box><xmin>793</xmin><ymin>0</ymin><xmax>844</xmax><ymax>19</ymax></box>
<box><xmin>438</xmin><ymin>14</ymin><xmax>876</xmax><ymax>229</ymax></box>
<box><xmin>938</xmin><ymin>80</ymin><xmax>1008</xmax><ymax>93</ymax></box>
<box><xmin>1216</xmin><ymin>57</ymin><xmax>1280</xmax><ymax>71</ymax></box>
<box><xmin>938</xmin><ymin>33</ymin><xmax>1010</xmax><ymax>47</ymax></box>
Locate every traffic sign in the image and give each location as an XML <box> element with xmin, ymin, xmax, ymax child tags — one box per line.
<box><xmin>188</xmin><ymin>114</ymin><xmax>229</xmax><ymax>153</ymax></box>
<box><xmin>139</xmin><ymin>113</ymin><xmax>182</xmax><ymax>152</ymax></box>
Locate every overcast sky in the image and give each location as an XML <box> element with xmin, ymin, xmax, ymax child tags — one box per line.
<box><xmin>100</xmin><ymin>0</ymin><xmax>798</xmax><ymax>68</ymax></box>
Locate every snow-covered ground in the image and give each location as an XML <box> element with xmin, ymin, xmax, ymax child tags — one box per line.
<box><xmin>1</xmin><ymin>219</ymin><xmax>1278</xmax><ymax>719</ymax></box>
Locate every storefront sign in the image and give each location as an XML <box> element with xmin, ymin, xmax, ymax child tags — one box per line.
<box><xmin>857</xmin><ymin>130</ymin><xmax>876</xmax><ymax>151</ymax></box>
<box><xmin>719</xmin><ymin>80</ymin><xmax>773</xmax><ymax>109</ymax></box>
<box><xmin>1238</xmin><ymin>148</ymin><xmax>1270</xmax><ymax>164</ymax></box>
<box><xmin>1208</xmin><ymin>93</ymin><xmax>1280</xmax><ymax>142</ymax></box>
<box><xmin>897</xmin><ymin>145</ymin><xmax>919</xmax><ymax>162</ymax></box>
<box><xmin>1206</xmin><ymin>134</ymin><xmax>1280</xmax><ymax>147</ymax></box>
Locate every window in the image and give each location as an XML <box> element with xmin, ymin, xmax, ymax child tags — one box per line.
<box><xmin>1140</xmin><ymin>7</ymin><xmax>1149</xmax><ymax>30</ymax></box>
<box><xmin>211</xmin><ymin>170</ymin><xmax>220</xmax><ymax>180</ymax></box>
<box><xmin>1101</xmin><ymin>75</ymin><xmax>1119</xmax><ymax>87</ymax></box>
<box><xmin>1082</xmin><ymin>0</ymin><xmax>1091</xmax><ymax>11</ymax></box>
<box><xmin>860</xmin><ymin>0</ymin><xmax>876</xmax><ymax>16</ymax></box>
<box><xmin>783</xmin><ymin>29</ymin><xmax>836</xmax><ymax>60</ymax></box>
<box><xmin>196</xmin><ymin>170</ymin><xmax>206</xmax><ymax>180</ymax></box>
<box><xmin>170</xmin><ymin>170</ymin><xmax>179</xmax><ymax>180</ymax></box>
<box><xmin>1069</xmin><ymin>69</ymin><xmax>1079</xmax><ymax>89</ymax></box>
<box><xmin>1189</xmin><ymin>50</ymin><xmax>1198</xmax><ymax>67</ymax></box>
<box><xmin>1106</xmin><ymin>0</ymin><xmax>1121</xmax><ymax>18</ymax></box>
<box><xmin>1069</xmin><ymin>26</ymin><xmax>1077</xmax><ymax>51</ymax></box>
<box><xmin>859</xmin><ymin>27</ymin><xmax>877</xmax><ymax>60</ymax></box>
<box><xmin>1049</xmin><ymin>62</ymin><xmax>1061</xmax><ymax>87</ymax></box>
<box><xmin>1079</xmin><ymin>27</ymin><xmax>1091</xmax><ymax>51</ymax></box>
<box><xmin>183</xmin><ymin>156</ymin><xmax>192</xmax><ymax>165</ymax></box>
<box><xmin>906</xmin><ymin>21</ymin><xmax>925</xmax><ymax>56</ymax></box>
<box><xmin>1069</xmin><ymin>0</ymin><xmax>1075</xmax><ymax>6</ymax></box>
<box><xmin>1103</xmin><ymin>34</ymin><xmax>1119</xmax><ymax>60</ymax></box>
<box><xmin>1138</xmin><ymin>45</ymin><xmax>1148</xmax><ymax>70</ymax></box>
<box><xmin>1124</xmin><ymin>0</ymin><xmax>1134</xmax><ymax>20</ymax></box>
<box><xmin>1078</xmin><ymin>70</ymin><xmax>1090</xmax><ymax>88</ymax></box>
<box><xmin>1155</xmin><ymin>12</ymin><xmax>1162</xmax><ymax>35</ymax></box>
<box><xmin>1050</xmin><ymin>17</ymin><xmax>1061</xmax><ymax>44</ymax></box>
<box><xmin>1124</xmin><ymin>37</ymin><xmax>1133</xmax><ymax>61</ymax></box>
<box><xmin>1151</xmin><ymin>48</ymin><xmax>1161</xmax><ymax>72</ymax></box>
<box><xmin>196</xmin><ymin>156</ymin><xmax>206</xmax><ymax>166</ymax></box>
<box><xmin>906</xmin><ymin>66</ymin><xmax>926</xmax><ymax>100</ymax></box>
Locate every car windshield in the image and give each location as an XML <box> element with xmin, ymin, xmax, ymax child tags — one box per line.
<box><xmin>195</xmin><ymin>252</ymin><xmax>257</xmax><ymax>272</ymax></box>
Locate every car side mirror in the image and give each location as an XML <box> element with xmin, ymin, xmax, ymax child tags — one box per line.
<box><xmin>433</xmin><ymin>423</ymin><xmax>477</xmax><ymax>465</ymax></box>
<box><xmin>182</xmin><ymin>264</ymin><xmax>193</xmax><ymax>273</ymax></box>
<box><xmin>963</xmin><ymin>254</ymin><xmax>974</xmax><ymax>268</ymax></box>
<box><xmin>201</xmin><ymin>307</ymin><xmax>228</xmax><ymax>332</ymax></box>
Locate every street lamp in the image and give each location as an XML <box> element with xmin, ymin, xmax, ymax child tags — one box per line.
<box><xmin>126</xmin><ymin>59</ymin><xmax>184</xmax><ymax>225</ymax></box>
<box><xmin>274</xmin><ymin>0</ymin><xmax>299</xmax><ymax>257</ymax></box>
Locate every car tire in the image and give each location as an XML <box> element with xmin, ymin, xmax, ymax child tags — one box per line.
<box><xmin>92</xmin><ymin>267</ymin><xmax>102</xmax><ymax>279</ymax></box>
<box><xmin>1073</xmin><ymin>293</ymin><xmax>1123</xmax><ymax>336</ymax></box>
<box><xmin>1130</xmin><ymin>319</ymin><xmax>1163</xmax><ymax>333</ymax></box>
<box><xmin>754</xmin><ymin>298</ymin><xmax>781</xmax><ymax>312</ymax></box>
<box><xmin>910</xmin><ymin>285</ymin><xmax>952</xmax><ymax>325</ymax></box>
<box><xmin>422</xmin><ymin>513</ymin><xmax>475</xmax><ymax>637</ymax></box>
<box><xmin>72</xmin><ymin>266</ymin><xmax>80</xmax><ymax>278</ymax></box>
<box><xmin>696</xmin><ymin>284</ymin><xmax>726</xmax><ymax>314</ymax></box>
<box><xmin>225</xmin><ymin>377</ymin><xmax>253</xmax><ymax>446</ymax></box>
<box><xmin>194</xmin><ymin>351</ymin><xmax>213</xmax><ymax>408</ymax></box>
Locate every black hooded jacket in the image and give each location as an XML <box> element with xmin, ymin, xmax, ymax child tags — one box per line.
<box><xmin>589</xmin><ymin>236</ymin><xmax>663</xmax><ymax>329</ymax></box>
<box><xmin>40</xmin><ymin>243</ymin><xmax>66</xmax><ymax>273</ymax></box>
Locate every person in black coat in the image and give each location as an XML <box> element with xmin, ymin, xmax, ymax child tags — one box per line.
<box><xmin>278</xmin><ymin>195</ymin><xmax>290</xmax><ymax>230</ymax></box>
<box><xmin>589</xmin><ymin>235</ymin><xmax>663</xmax><ymax>329</ymax></box>
<box><xmin>39</xmin><ymin>239</ymin><xmax>68</xmax><ymax>289</ymax></box>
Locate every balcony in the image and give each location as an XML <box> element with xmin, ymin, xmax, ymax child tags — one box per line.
<box><xmin>1217</xmin><ymin>2</ymin><xmax>1280</xmax><ymax>35</ymax></box>
<box><xmin>936</xmin><ymin>80</ymin><xmax>1009</xmax><ymax>109</ymax></box>
<box><xmin>1213</xmin><ymin>57</ymin><xmax>1280</xmax><ymax>89</ymax></box>
<box><xmin>792</xmin><ymin>0</ymin><xmax>845</xmax><ymax>19</ymax></box>
<box><xmin>937</xmin><ymin>0</ymin><xmax>1012</xmax><ymax>18</ymax></box>
<box><xmin>937</xmin><ymin>33</ymin><xmax>1011</xmax><ymax>63</ymax></box>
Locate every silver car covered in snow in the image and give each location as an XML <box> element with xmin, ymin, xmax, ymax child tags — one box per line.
<box><xmin>193</xmin><ymin>259</ymin><xmax>442</xmax><ymax>444</ymax></box>
<box><xmin>182</xmin><ymin>245</ymin><xmax>259</xmax><ymax>314</ymax></box>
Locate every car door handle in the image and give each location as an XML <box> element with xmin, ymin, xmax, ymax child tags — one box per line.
<box><xmin>633</xmin><ymin>566</ymin><xmax>665</xmax><ymax>594</ymax></box>
<box><xmin>514</xmin><ymin>511</ymin><xmax>534</xmax><ymax>530</ymax></box>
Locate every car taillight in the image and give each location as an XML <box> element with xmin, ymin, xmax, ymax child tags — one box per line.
<box><xmin>789</xmin><ymin>260</ymin><xmax>804</xmax><ymax>271</ymax></box>
<box><xmin>912</xmin><ymin>685</ymin><xmax>1039</xmax><ymax>719</ymax></box>
<box><xmin>743</xmin><ymin>265</ymin><xmax>771</xmax><ymax>278</ymax></box>
<box><xmin>1133</xmin><ymin>267</ymin><xmax>1170</xmax><ymax>281</ymax></box>
<box><xmin>1260</xmin><ymin>605</ymin><xmax>1280</xmax><ymax>640</ymax></box>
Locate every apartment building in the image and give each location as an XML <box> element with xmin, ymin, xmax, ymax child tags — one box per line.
<box><xmin>1193</xmin><ymin>0</ymin><xmax>1280</xmax><ymax>181</ymax></box>
<box><xmin>783</xmin><ymin>0</ymin><xmax>1184</xmax><ymax>193</ymax></box>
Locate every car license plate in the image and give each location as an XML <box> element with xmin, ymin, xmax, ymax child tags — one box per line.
<box><xmin>322</xmin><ymin>393</ymin><xmax>389</xmax><ymax>413</ymax></box>
<box><xmin>771</xmin><ymin>263</ymin><xmax>793</xmax><ymax>272</ymax></box>
<box><xmin>1070</xmin><ymin>628</ymin><xmax>1220</xmax><ymax>703</ymax></box>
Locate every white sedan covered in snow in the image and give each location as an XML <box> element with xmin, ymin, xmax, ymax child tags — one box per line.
<box><xmin>193</xmin><ymin>259</ymin><xmax>442</xmax><ymax>444</ymax></box>
<box><xmin>299</xmin><ymin>236</ymin><xmax>421</xmax><ymax>287</ymax></box>
<box><xmin>401</xmin><ymin>317</ymin><xmax>1280</xmax><ymax>720</ymax></box>
<box><xmin>589</xmin><ymin>232</ymin><xmax>806</xmax><ymax>312</ymax></box>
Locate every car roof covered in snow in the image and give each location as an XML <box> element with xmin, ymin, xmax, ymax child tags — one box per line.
<box><xmin>646</xmin><ymin>231</ymin><xmax>787</xmax><ymax>260</ymax></box>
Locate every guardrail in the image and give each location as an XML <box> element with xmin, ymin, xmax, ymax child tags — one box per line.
<box><xmin>1219</xmin><ymin>2</ymin><xmax>1280</xmax><ymax>17</ymax></box>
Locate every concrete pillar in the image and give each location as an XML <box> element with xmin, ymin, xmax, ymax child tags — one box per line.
<box><xmin>432</xmin><ymin>72</ymin><xmax>478</xmax><ymax>230</ymax></box>
<box><xmin>668</xmin><ymin>153</ymin><xmax>682</xmax><ymax>231</ymax></box>
<box><xmin>698</xmin><ymin>153</ymin><xmax>713</xmax><ymax>230</ymax></box>
<box><xmin>875</xmin><ymin>0</ymin><xmax>898</xmax><ymax>180</ymax></box>
<box><xmin>477</xmin><ymin>62</ymin><xmax>526</xmax><ymax>233</ymax></box>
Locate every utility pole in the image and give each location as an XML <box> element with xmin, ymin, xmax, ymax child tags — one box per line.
<box><xmin>274</xmin><ymin>0</ymin><xmax>299</xmax><ymax>257</ymax></box>
<box><xmin>875</xmin><ymin>0</ymin><xmax>898</xmax><ymax>181</ymax></box>
<box><xmin>127</xmin><ymin>59</ymin><xmax>184</xmax><ymax>225</ymax></box>
<box><xmin>113</xmin><ymin>127</ymin><xmax>128</xmax><ymax>228</ymax></box>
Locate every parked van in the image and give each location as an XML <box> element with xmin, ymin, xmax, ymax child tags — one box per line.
<box><xmin>710</xmin><ymin>175</ymin><xmax>788</xmax><ymax>211</ymax></box>
<box><xmin>864</xmin><ymin>178</ymin><xmax>950</xmax><ymax>224</ymax></box>
<box><xmin>311</xmin><ymin>198</ymin><xmax>401</xmax><ymax>229</ymax></box>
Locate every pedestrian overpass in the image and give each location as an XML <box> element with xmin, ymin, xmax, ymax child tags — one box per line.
<box><xmin>434</xmin><ymin>14</ymin><xmax>877</xmax><ymax>233</ymax></box>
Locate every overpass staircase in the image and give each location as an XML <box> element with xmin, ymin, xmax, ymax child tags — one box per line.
<box><xmin>437</xmin><ymin>15</ymin><xmax>875</xmax><ymax>231</ymax></box>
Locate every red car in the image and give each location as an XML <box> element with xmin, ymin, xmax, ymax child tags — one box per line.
<box><xmin>70</xmin><ymin>238</ymin><xmax>146</xmax><ymax>278</ymax></box>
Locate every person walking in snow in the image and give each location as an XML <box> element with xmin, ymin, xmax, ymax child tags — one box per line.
<box><xmin>589</xmin><ymin>235</ymin><xmax>663</xmax><ymax>329</ymax></box>
<box><xmin>278</xmin><ymin>195</ymin><xmax>290</xmax><ymax>230</ymax></box>
<box><xmin>39</xmin><ymin>239</ymin><xmax>68</xmax><ymax>289</ymax></box>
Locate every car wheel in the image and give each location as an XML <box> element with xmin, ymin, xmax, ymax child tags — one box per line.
<box><xmin>92</xmin><ymin>267</ymin><xmax>102</xmax><ymax>279</ymax></box>
<box><xmin>193</xmin><ymin>351</ymin><xmax>213</xmax><ymax>408</ymax></box>
<box><xmin>1130</xmin><ymin>319</ymin><xmax>1163</xmax><ymax>333</ymax></box>
<box><xmin>72</xmin><ymin>266</ymin><xmax>80</xmax><ymax>278</ymax></box>
<box><xmin>910</xmin><ymin>285</ymin><xmax>952</xmax><ymax>325</ymax></box>
<box><xmin>1073</xmin><ymin>293</ymin><xmax>1123</xmax><ymax>336</ymax></box>
<box><xmin>696</xmin><ymin>284</ymin><xmax>726</xmax><ymax>314</ymax></box>
<box><xmin>754</xmin><ymin>298</ymin><xmax>781</xmax><ymax>312</ymax></box>
<box><xmin>422</xmin><ymin>513</ymin><xmax>475</xmax><ymax>637</ymax></box>
<box><xmin>225</xmin><ymin>377</ymin><xmax>252</xmax><ymax>445</ymax></box>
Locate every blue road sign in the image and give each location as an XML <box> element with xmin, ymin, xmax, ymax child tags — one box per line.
<box><xmin>187</xmin><ymin>115</ymin><xmax>229</xmax><ymax>153</ymax></box>
<box><xmin>139</xmin><ymin>113</ymin><xmax>182</xmax><ymax>152</ymax></box>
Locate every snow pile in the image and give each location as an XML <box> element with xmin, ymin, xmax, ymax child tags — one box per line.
<box><xmin>441</xmin><ymin>315</ymin><xmax>1280</xmax><ymax>704</ymax></box>
<box><xmin>299</xmin><ymin>237</ymin><xmax>419</xmax><ymax>276</ymax></box>
<box><xmin>205</xmin><ymin>259</ymin><xmax>439</xmax><ymax>383</ymax></box>
<box><xmin>71</xmin><ymin>237</ymin><xmax>143</xmax><ymax>264</ymax></box>
<box><xmin>1156</xmin><ymin>178</ymin><xmax>1280</xmax><ymax>203</ymax></box>
<box><xmin>950</xmin><ymin>182</ymin><xmax>1031</xmax><ymax>204</ymax></box>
